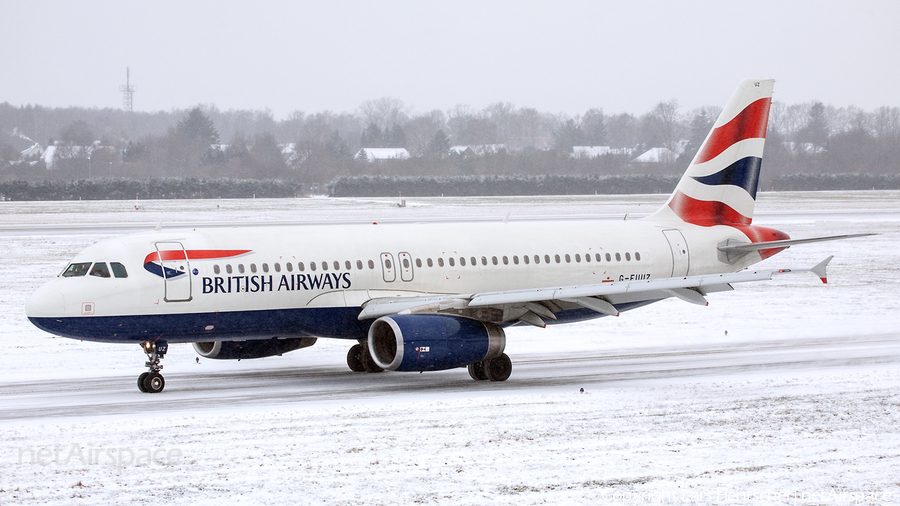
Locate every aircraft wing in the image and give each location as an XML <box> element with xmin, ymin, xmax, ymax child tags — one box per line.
<box><xmin>358</xmin><ymin>256</ymin><xmax>834</xmax><ymax>327</ymax></box>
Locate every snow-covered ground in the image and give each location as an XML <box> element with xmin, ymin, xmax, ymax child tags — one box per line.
<box><xmin>1</xmin><ymin>192</ymin><xmax>898</xmax><ymax>505</ymax></box>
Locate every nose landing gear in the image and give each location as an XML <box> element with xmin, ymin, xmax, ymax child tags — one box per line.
<box><xmin>138</xmin><ymin>341</ymin><xmax>167</xmax><ymax>393</ymax></box>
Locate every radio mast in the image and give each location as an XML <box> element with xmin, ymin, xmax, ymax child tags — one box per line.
<box><xmin>119</xmin><ymin>68</ymin><xmax>136</xmax><ymax>112</ymax></box>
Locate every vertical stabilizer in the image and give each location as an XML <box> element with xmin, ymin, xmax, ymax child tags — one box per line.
<box><xmin>651</xmin><ymin>79</ymin><xmax>774</xmax><ymax>226</ymax></box>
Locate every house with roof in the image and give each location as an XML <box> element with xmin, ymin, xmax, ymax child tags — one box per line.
<box><xmin>356</xmin><ymin>148</ymin><xmax>410</xmax><ymax>162</ymax></box>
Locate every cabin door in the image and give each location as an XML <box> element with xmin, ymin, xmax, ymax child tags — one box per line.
<box><xmin>380</xmin><ymin>253</ymin><xmax>396</xmax><ymax>283</ymax></box>
<box><xmin>155</xmin><ymin>241</ymin><xmax>192</xmax><ymax>302</ymax></box>
<box><xmin>662</xmin><ymin>230</ymin><xmax>690</xmax><ymax>277</ymax></box>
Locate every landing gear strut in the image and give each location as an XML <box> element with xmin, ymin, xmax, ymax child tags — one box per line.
<box><xmin>347</xmin><ymin>342</ymin><xmax>383</xmax><ymax>373</ymax></box>
<box><xmin>138</xmin><ymin>341</ymin><xmax>167</xmax><ymax>393</ymax></box>
<box><xmin>468</xmin><ymin>353</ymin><xmax>512</xmax><ymax>382</ymax></box>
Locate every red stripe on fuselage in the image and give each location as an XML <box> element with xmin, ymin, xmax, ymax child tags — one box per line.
<box><xmin>693</xmin><ymin>98</ymin><xmax>771</xmax><ymax>165</ymax></box>
<box><xmin>143</xmin><ymin>249</ymin><xmax>251</xmax><ymax>265</ymax></box>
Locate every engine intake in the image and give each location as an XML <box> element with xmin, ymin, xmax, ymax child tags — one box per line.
<box><xmin>368</xmin><ymin>314</ymin><xmax>505</xmax><ymax>372</ymax></box>
<box><xmin>193</xmin><ymin>337</ymin><xmax>317</xmax><ymax>360</ymax></box>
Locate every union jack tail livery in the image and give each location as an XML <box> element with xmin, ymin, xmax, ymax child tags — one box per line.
<box><xmin>653</xmin><ymin>79</ymin><xmax>774</xmax><ymax>226</ymax></box>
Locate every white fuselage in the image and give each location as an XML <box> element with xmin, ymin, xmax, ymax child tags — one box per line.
<box><xmin>26</xmin><ymin>215</ymin><xmax>762</xmax><ymax>343</ymax></box>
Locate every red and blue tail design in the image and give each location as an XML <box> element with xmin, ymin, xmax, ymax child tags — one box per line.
<box><xmin>652</xmin><ymin>79</ymin><xmax>774</xmax><ymax>226</ymax></box>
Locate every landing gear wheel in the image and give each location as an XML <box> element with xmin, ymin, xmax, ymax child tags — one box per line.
<box><xmin>137</xmin><ymin>372</ymin><xmax>150</xmax><ymax>392</ymax></box>
<box><xmin>484</xmin><ymin>353</ymin><xmax>512</xmax><ymax>382</ymax></box>
<box><xmin>467</xmin><ymin>361</ymin><xmax>489</xmax><ymax>381</ymax></box>
<box><xmin>360</xmin><ymin>345</ymin><xmax>384</xmax><ymax>373</ymax></box>
<box><xmin>143</xmin><ymin>372</ymin><xmax>165</xmax><ymax>393</ymax></box>
<box><xmin>138</xmin><ymin>341</ymin><xmax>167</xmax><ymax>392</ymax></box>
<box><xmin>347</xmin><ymin>344</ymin><xmax>365</xmax><ymax>372</ymax></box>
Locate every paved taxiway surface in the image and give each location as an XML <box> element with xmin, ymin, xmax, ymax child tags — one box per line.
<box><xmin>3</xmin><ymin>333</ymin><xmax>897</xmax><ymax>423</ymax></box>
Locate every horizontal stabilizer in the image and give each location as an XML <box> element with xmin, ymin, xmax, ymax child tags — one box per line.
<box><xmin>718</xmin><ymin>233</ymin><xmax>874</xmax><ymax>253</ymax></box>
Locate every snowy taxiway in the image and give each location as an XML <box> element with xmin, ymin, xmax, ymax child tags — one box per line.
<box><xmin>1</xmin><ymin>192</ymin><xmax>898</xmax><ymax>505</ymax></box>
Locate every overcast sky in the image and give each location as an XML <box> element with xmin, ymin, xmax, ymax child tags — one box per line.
<box><xmin>2</xmin><ymin>1</ymin><xmax>898</xmax><ymax>119</ymax></box>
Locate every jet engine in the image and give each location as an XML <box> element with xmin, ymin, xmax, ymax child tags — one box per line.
<box><xmin>193</xmin><ymin>337</ymin><xmax>317</xmax><ymax>360</ymax></box>
<box><xmin>368</xmin><ymin>314</ymin><xmax>505</xmax><ymax>372</ymax></box>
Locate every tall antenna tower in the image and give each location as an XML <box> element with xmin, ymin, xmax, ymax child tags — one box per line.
<box><xmin>119</xmin><ymin>67</ymin><xmax>136</xmax><ymax>112</ymax></box>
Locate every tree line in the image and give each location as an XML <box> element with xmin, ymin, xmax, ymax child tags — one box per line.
<box><xmin>1</xmin><ymin>96</ymin><xmax>899</xmax><ymax>192</ymax></box>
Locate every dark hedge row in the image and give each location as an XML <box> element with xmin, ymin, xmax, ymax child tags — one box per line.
<box><xmin>0</xmin><ymin>178</ymin><xmax>303</xmax><ymax>201</ymax></box>
<box><xmin>330</xmin><ymin>174</ymin><xmax>681</xmax><ymax>197</ymax></box>
<box><xmin>771</xmin><ymin>173</ymin><xmax>900</xmax><ymax>191</ymax></box>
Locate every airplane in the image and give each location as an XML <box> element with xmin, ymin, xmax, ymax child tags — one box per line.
<box><xmin>25</xmin><ymin>79</ymin><xmax>868</xmax><ymax>393</ymax></box>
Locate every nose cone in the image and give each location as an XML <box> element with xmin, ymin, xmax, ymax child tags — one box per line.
<box><xmin>26</xmin><ymin>282</ymin><xmax>66</xmax><ymax>319</ymax></box>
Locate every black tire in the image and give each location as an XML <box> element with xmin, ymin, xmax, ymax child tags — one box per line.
<box><xmin>360</xmin><ymin>346</ymin><xmax>384</xmax><ymax>373</ymax></box>
<box><xmin>468</xmin><ymin>361</ymin><xmax>488</xmax><ymax>381</ymax></box>
<box><xmin>485</xmin><ymin>354</ymin><xmax>512</xmax><ymax>382</ymax></box>
<box><xmin>137</xmin><ymin>372</ymin><xmax>149</xmax><ymax>393</ymax></box>
<box><xmin>347</xmin><ymin>344</ymin><xmax>365</xmax><ymax>372</ymax></box>
<box><xmin>144</xmin><ymin>372</ymin><xmax>165</xmax><ymax>393</ymax></box>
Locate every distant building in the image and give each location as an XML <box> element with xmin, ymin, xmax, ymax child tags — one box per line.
<box><xmin>356</xmin><ymin>148</ymin><xmax>410</xmax><ymax>162</ymax></box>
<box><xmin>630</xmin><ymin>147</ymin><xmax>678</xmax><ymax>164</ymax></box>
<box><xmin>571</xmin><ymin>146</ymin><xmax>611</xmax><ymax>159</ymax></box>
<box><xmin>449</xmin><ymin>144</ymin><xmax>507</xmax><ymax>156</ymax></box>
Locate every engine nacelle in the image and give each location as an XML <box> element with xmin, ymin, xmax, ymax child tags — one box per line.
<box><xmin>368</xmin><ymin>314</ymin><xmax>505</xmax><ymax>372</ymax></box>
<box><xmin>193</xmin><ymin>337</ymin><xmax>317</xmax><ymax>360</ymax></box>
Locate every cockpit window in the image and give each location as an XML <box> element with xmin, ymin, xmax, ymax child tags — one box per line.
<box><xmin>111</xmin><ymin>262</ymin><xmax>128</xmax><ymax>278</ymax></box>
<box><xmin>62</xmin><ymin>262</ymin><xmax>92</xmax><ymax>277</ymax></box>
<box><xmin>89</xmin><ymin>262</ymin><xmax>111</xmax><ymax>278</ymax></box>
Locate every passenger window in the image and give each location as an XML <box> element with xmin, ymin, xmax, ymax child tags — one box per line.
<box><xmin>298</xmin><ymin>262</ymin><xmax>305</xmax><ymax>271</ymax></box>
<box><xmin>368</xmin><ymin>260</ymin><xmax>375</xmax><ymax>269</ymax></box>
<box><xmin>575</xmin><ymin>254</ymin><xmax>581</xmax><ymax>263</ymax></box>
<box><xmin>460</xmin><ymin>257</ymin><xmax>466</xmax><ymax>267</ymax></box>
<box><xmin>285</xmin><ymin>263</ymin><xmax>292</xmax><ymax>272</ymax></box>
<box><xmin>427</xmin><ymin>258</ymin><xmax>434</xmax><ymax>267</ymax></box>
<box><xmin>384</xmin><ymin>259</ymin><xmax>391</xmax><ymax>269</ymax></box>
<box><xmin>334</xmin><ymin>261</ymin><xmax>340</xmax><ymax>270</ymax></box>
<box><xmin>565</xmin><ymin>254</ymin><xmax>571</xmax><ymax>263</ymax></box>
<box><xmin>523</xmin><ymin>255</ymin><xmax>529</xmax><ymax>265</ymax></box>
<box><xmin>615</xmin><ymin>253</ymin><xmax>621</xmax><ymax>261</ymax></box>
<box><xmin>110</xmin><ymin>262</ymin><xmax>128</xmax><ymax>278</ymax></box>
<box><xmin>584</xmin><ymin>253</ymin><xmax>590</xmax><ymax>262</ymax></box>
<box><xmin>214</xmin><ymin>265</ymin><xmax>221</xmax><ymax>274</ymax></box>
<box><xmin>62</xmin><ymin>263</ymin><xmax>91</xmax><ymax>277</ymax></box>
<box><xmin>250</xmin><ymin>264</ymin><xmax>257</xmax><ymax>273</ymax></box>
<box><xmin>534</xmin><ymin>255</ymin><xmax>540</xmax><ymax>264</ymax></box>
<box><xmin>481</xmin><ymin>256</ymin><xmax>487</xmax><ymax>266</ymax></box>
<box><xmin>239</xmin><ymin>264</ymin><xmax>247</xmax><ymax>273</ymax></box>
<box><xmin>310</xmin><ymin>262</ymin><xmax>316</xmax><ymax>271</ymax></box>
<box><xmin>438</xmin><ymin>258</ymin><xmax>444</xmax><ymax>267</ymax></box>
<box><xmin>345</xmin><ymin>261</ymin><xmax>352</xmax><ymax>270</ymax></box>
<box><xmin>502</xmin><ymin>256</ymin><xmax>509</xmax><ymax>265</ymax></box>
<box><xmin>544</xmin><ymin>255</ymin><xmax>550</xmax><ymax>264</ymax></box>
<box><xmin>226</xmin><ymin>264</ymin><xmax>233</xmax><ymax>274</ymax></box>
<box><xmin>625</xmin><ymin>252</ymin><xmax>631</xmax><ymax>261</ymax></box>
<box><xmin>274</xmin><ymin>263</ymin><xmax>281</xmax><ymax>272</ymax></box>
<box><xmin>492</xmin><ymin>256</ymin><xmax>498</xmax><ymax>265</ymax></box>
<box><xmin>89</xmin><ymin>262</ymin><xmax>111</xmax><ymax>278</ymax></box>
<box><xmin>403</xmin><ymin>258</ymin><xmax>410</xmax><ymax>268</ymax></box>
<box><xmin>322</xmin><ymin>261</ymin><xmax>328</xmax><ymax>271</ymax></box>
<box><xmin>449</xmin><ymin>257</ymin><xmax>455</xmax><ymax>267</ymax></box>
<box><xmin>635</xmin><ymin>252</ymin><xmax>641</xmax><ymax>261</ymax></box>
<box><xmin>357</xmin><ymin>260</ymin><xmax>363</xmax><ymax>270</ymax></box>
<box><xmin>606</xmin><ymin>253</ymin><xmax>612</xmax><ymax>262</ymax></box>
<box><xmin>513</xmin><ymin>256</ymin><xmax>519</xmax><ymax>265</ymax></box>
<box><xmin>596</xmin><ymin>253</ymin><xmax>602</xmax><ymax>262</ymax></box>
<box><xmin>262</xmin><ymin>263</ymin><xmax>269</xmax><ymax>273</ymax></box>
<box><xmin>416</xmin><ymin>258</ymin><xmax>422</xmax><ymax>268</ymax></box>
<box><xmin>555</xmin><ymin>254</ymin><xmax>561</xmax><ymax>263</ymax></box>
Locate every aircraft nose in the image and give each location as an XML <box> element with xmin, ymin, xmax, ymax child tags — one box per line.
<box><xmin>25</xmin><ymin>283</ymin><xmax>66</xmax><ymax>318</ymax></box>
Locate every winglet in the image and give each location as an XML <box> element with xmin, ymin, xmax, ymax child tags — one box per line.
<box><xmin>811</xmin><ymin>255</ymin><xmax>834</xmax><ymax>284</ymax></box>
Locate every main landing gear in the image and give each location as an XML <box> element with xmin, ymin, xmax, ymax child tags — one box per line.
<box><xmin>467</xmin><ymin>354</ymin><xmax>512</xmax><ymax>382</ymax></box>
<box><xmin>138</xmin><ymin>341</ymin><xmax>167</xmax><ymax>393</ymax></box>
<box><xmin>347</xmin><ymin>342</ymin><xmax>384</xmax><ymax>373</ymax></box>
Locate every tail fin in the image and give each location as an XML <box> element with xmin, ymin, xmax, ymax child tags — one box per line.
<box><xmin>651</xmin><ymin>79</ymin><xmax>774</xmax><ymax>226</ymax></box>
